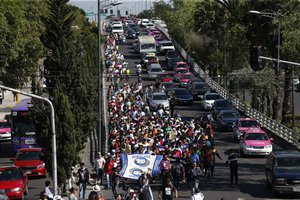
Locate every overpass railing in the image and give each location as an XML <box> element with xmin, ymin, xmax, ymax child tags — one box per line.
<box><xmin>155</xmin><ymin>23</ymin><xmax>299</xmax><ymax>147</ymax></box>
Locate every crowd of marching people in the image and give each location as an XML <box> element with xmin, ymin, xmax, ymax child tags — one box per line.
<box><xmin>102</xmin><ymin>33</ymin><xmax>225</xmax><ymax>200</ymax></box>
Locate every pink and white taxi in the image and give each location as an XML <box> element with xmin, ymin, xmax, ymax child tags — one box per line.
<box><xmin>239</xmin><ymin>128</ymin><xmax>273</xmax><ymax>156</ymax></box>
<box><xmin>232</xmin><ymin>118</ymin><xmax>260</xmax><ymax>141</ymax></box>
<box><xmin>0</xmin><ymin>120</ymin><xmax>11</xmax><ymax>141</ymax></box>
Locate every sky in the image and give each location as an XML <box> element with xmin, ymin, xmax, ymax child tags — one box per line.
<box><xmin>68</xmin><ymin>0</ymin><xmax>165</xmax><ymax>20</ymax></box>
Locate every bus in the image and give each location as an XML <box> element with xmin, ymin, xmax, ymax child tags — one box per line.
<box><xmin>11</xmin><ymin>98</ymin><xmax>39</xmax><ymax>152</ymax></box>
<box><xmin>138</xmin><ymin>35</ymin><xmax>156</xmax><ymax>55</ymax></box>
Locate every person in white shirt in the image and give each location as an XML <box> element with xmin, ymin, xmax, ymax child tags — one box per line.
<box><xmin>44</xmin><ymin>180</ymin><xmax>54</xmax><ymax>200</ymax></box>
<box><xmin>190</xmin><ymin>188</ymin><xmax>204</xmax><ymax>200</ymax></box>
<box><xmin>94</xmin><ymin>152</ymin><xmax>106</xmax><ymax>185</ymax></box>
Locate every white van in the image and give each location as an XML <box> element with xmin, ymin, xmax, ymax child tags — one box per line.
<box><xmin>111</xmin><ymin>23</ymin><xmax>124</xmax><ymax>34</ymax></box>
<box><xmin>138</xmin><ymin>35</ymin><xmax>156</xmax><ymax>54</ymax></box>
<box><xmin>141</xmin><ymin>18</ymin><xmax>150</xmax><ymax>27</ymax></box>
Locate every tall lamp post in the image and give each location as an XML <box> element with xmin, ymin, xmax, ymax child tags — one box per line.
<box><xmin>97</xmin><ymin>0</ymin><xmax>123</xmax><ymax>153</ymax></box>
<box><xmin>0</xmin><ymin>85</ymin><xmax>58</xmax><ymax>196</ymax></box>
<box><xmin>249</xmin><ymin>9</ymin><xmax>283</xmax><ymax>121</ymax></box>
<box><xmin>249</xmin><ymin>10</ymin><xmax>282</xmax><ymax>73</ymax></box>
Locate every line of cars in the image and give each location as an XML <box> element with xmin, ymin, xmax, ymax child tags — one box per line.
<box><xmin>0</xmin><ymin>120</ymin><xmax>46</xmax><ymax>199</ymax></box>
<box><xmin>127</xmin><ymin>17</ymin><xmax>300</xmax><ymax>198</ymax></box>
<box><xmin>0</xmin><ymin>148</ymin><xmax>47</xmax><ymax>200</ymax></box>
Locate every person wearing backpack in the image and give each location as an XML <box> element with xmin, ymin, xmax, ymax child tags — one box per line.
<box><xmin>171</xmin><ymin>158</ymin><xmax>185</xmax><ymax>189</ymax></box>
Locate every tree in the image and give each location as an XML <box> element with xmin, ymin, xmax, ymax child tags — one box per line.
<box><xmin>281</xmin><ymin>3</ymin><xmax>300</xmax><ymax>124</ymax></box>
<box><xmin>0</xmin><ymin>1</ymin><xmax>45</xmax><ymax>88</ymax></box>
<box><xmin>31</xmin><ymin>87</ymin><xmax>78</xmax><ymax>185</ymax></box>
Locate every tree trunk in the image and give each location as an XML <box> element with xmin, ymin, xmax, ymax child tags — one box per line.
<box><xmin>272</xmin><ymin>71</ymin><xmax>283</xmax><ymax>121</ymax></box>
<box><xmin>281</xmin><ymin>69</ymin><xmax>293</xmax><ymax>124</ymax></box>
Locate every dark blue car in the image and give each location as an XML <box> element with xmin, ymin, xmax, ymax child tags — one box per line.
<box><xmin>216</xmin><ymin>109</ymin><xmax>240</xmax><ymax>131</ymax></box>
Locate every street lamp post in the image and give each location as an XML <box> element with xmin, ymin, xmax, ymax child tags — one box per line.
<box><xmin>249</xmin><ymin>9</ymin><xmax>282</xmax><ymax>73</ymax></box>
<box><xmin>249</xmin><ymin>9</ymin><xmax>283</xmax><ymax>122</ymax></box>
<box><xmin>0</xmin><ymin>85</ymin><xmax>58</xmax><ymax>196</ymax></box>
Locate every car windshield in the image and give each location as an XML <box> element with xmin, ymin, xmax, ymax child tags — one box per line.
<box><xmin>175</xmin><ymin>90</ymin><xmax>190</xmax><ymax>95</ymax></box>
<box><xmin>177</xmin><ymin>64</ymin><xmax>187</xmax><ymax>68</ymax></box>
<box><xmin>223</xmin><ymin>112</ymin><xmax>239</xmax><ymax>118</ymax></box>
<box><xmin>216</xmin><ymin>101</ymin><xmax>232</xmax><ymax>107</ymax></box>
<box><xmin>147</xmin><ymin>57</ymin><xmax>157</xmax><ymax>61</ymax></box>
<box><xmin>245</xmin><ymin>133</ymin><xmax>268</xmax><ymax>140</ymax></box>
<box><xmin>276</xmin><ymin>158</ymin><xmax>300</xmax><ymax>170</ymax></box>
<box><xmin>16</xmin><ymin>151</ymin><xmax>41</xmax><ymax>161</ymax></box>
<box><xmin>162</xmin><ymin>83</ymin><xmax>174</xmax><ymax>88</ymax></box>
<box><xmin>195</xmin><ymin>83</ymin><xmax>207</xmax><ymax>89</ymax></box>
<box><xmin>176</xmin><ymin>69</ymin><xmax>188</xmax><ymax>74</ymax></box>
<box><xmin>0</xmin><ymin>169</ymin><xmax>20</xmax><ymax>181</ymax></box>
<box><xmin>0</xmin><ymin>122</ymin><xmax>10</xmax><ymax>128</ymax></box>
<box><xmin>161</xmin><ymin>42</ymin><xmax>173</xmax><ymax>46</ymax></box>
<box><xmin>240</xmin><ymin>120</ymin><xmax>259</xmax><ymax>127</ymax></box>
<box><xmin>206</xmin><ymin>94</ymin><xmax>220</xmax><ymax>100</ymax></box>
<box><xmin>152</xmin><ymin>95</ymin><xmax>168</xmax><ymax>100</ymax></box>
<box><xmin>181</xmin><ymin>74</ymin><xmax>193</xmax><ymax>79</ymax></box>
<box><xmin>151</xmin><ymin>68</ymin><xmax>162</xmax><ymax>72</ymax></box>
<box><xmin>167</xmin><ymin>51</ymin><xmax>179</xmax><ymax>57</ymax></box>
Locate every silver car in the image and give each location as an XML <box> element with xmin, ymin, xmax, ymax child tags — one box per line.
<box><xmin>147</xmin><ymin>63</ymin><xmax>164</xmax><ymax>79</ymax></box>
<box><xmin>147</xmin><ymin>92</ymin><xmax>170</xmax><ymax>110</ymax></box>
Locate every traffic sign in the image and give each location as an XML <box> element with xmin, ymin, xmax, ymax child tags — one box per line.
<box><xmin>85</xmin><ymin>12</ymin><xmax>94</xmax><ymax>16</ymax></box>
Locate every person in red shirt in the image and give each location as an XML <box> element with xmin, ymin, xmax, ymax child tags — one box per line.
<box><xmin>104</xmin><ymin>156</ymin><xmax>114</xmax><ymax>189</ymax></box>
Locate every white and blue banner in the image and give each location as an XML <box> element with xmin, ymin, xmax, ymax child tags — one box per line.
<box><xmin>120</xmin><ymin>154</ymin><xmax>163</xmax><ymax>180</ymax></box>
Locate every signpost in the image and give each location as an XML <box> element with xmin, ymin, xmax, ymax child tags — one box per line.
<box><xmin>85</xmin><ymin>12</ymin><xmax>94</xmax><ymax>16</ymax></box>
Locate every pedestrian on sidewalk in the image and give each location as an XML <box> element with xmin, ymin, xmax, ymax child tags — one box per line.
<box><xmin>104</xmin><ymin>156</ymin><xmax>114</xmax><ymax>189</ymax></box>
<box><xmin>75</xmin><ymin>162</ymin><xmax>91</xmax><ymax>200</ymax></box>
<box><xmin>94</xmin><ymin>152</ymin><xmax>106</xmax><ymax>185</ymax></box>
<box><xmin>44</xmin><ymin>180</ymin><xmax>54</xmax><ymax>200</ymax></box>
<box><xmin>111</xmin><ymin>165</ymin><xmax>120</xmax><ymax>196</ymax></box>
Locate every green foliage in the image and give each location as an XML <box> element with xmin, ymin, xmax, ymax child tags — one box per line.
<box><xmin>137</xmin><ymin>9</ymin><xmax>154</xmax><ymax>19</ymax></box>
<box><xmin>0</xmin><ymin>1</ymin><xmax>45</xmax><ymax>88</ymax></box>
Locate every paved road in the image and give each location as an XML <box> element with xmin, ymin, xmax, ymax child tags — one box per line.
<box><xmin>99</xmin><ymin>29</ymin><xmax>299</xmax><ymax>200</ymax></box>
<box><xmin>0</xmin><ymin>28</ymin><xmax>298</xmax><ymax>200</ymax></box>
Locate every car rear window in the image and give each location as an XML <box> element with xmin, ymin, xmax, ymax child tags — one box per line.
<box><xmin>206</xmin><ymin>94</ymin><xmax>220</xmax><ymax>100</ymax></box>
<box><xmin>240</xmin><ymin>120</ymin><xmax>259</xmax><ymax>127</ymax></box>
<box><xmin>0</xmin><ymin>169</ymin><xmax>20</xmax><ymax>181</ymax></box>
<box><xmin>152</xmin><ymin>95</ymin><xmax>168</xmax><ymax>100</ymax></box>
<box><xmin>16</xmin><ymin>151</ymin><xmax>41</xmax><ymax>161</ymax></box>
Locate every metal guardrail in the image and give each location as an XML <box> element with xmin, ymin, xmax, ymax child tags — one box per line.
<box><xmin>155</xmin><ymin>23</ymin><xmax>299</xmax><ymax>147</ymax></box>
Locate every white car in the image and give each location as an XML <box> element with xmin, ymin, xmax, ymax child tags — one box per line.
<box><xmin>141</xmin><ymin>18</ymin><xmax>150</xmax><ymax>27</ymax></box>
<box><xmin>201</xmin><ymin>92</ymin><xmax>221</xmax><ymax>111</ymax></box>
<box><xmin>157</xmin><ymin>41</ymin><xmax>175</xmax><ymax>54</ymax></box>
<box><xmin>147</xmin><ymin>63</ymin><xmax>164</xmax><ymax>79</ymax></box>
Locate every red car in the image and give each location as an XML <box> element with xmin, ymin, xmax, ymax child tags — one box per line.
<box><xmin>175</xmin><ymin>61</ymin><xmax>189</xmax><ymax>70</ymax></box>
<box><xmin>179</xmin><ymin>73</ymin><xmax>195</xmax><ymax>87</ymax></box>
<box><xmin>12</xmin><ymin>148</ymin><xmax>47</xmax><ymax>178</ymax></box>
<box><xmin>174</xmin><ymin>68</ymin><xmax>189</xmax><ymax>82</ymax></box>
<box><xmin>0</xmin><ymin>166</ymin><xmax>28</xmax><ymax>200</ymax></box>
